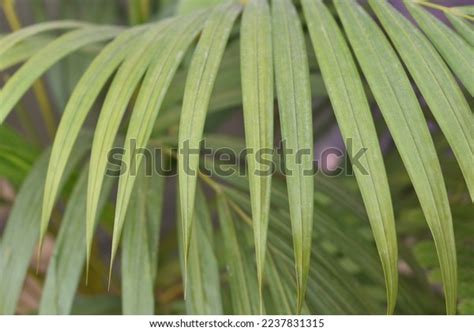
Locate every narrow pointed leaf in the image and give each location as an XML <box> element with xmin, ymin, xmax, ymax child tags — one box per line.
<box><xmin>0</xmin><ymin>26</ymin><xmax>121</xmax><ymax>123</ymax></box>
<box><xmin>0</xmin><ymin>20</ymin><xmax>86</xmax><ymax>58</ymax></box>
<box><xmin>303</xmin><ymin>0</ymin><xmax>398</xmax><ymax>314</ymax></box>
<box><xmin>177</xmin><ymin>1</ymin><xmax>241</xmax><ymax>282</ymax></box>
<box><xmin>0</xmin><ymin>132</ymin><xmax>93</xmax><ymax>314</ymax></box>
<box><xmin>0</xmin><ymin>35</ymin><xmax>53</xmax><ymax>70</ymax></box>
<box><xmin>112</xmin><ymin>12</ymin><xmax>208</xmax><ymax>272</ymax></box>
<box><xmin>216</xmin><ymin>194</ymin><xmax>259</xmax><ymax>314</ymax></box>
<box><xmin>446</xmin><ymin>13</ymin><xmax>474</xmax><ymax>46</ymax></box>
<box><xmin>39</xmin><ymin>168</ymin><xmax>113</xmax><ymax>315</ymax></box>
<box><xmin>40</xmin><ymin>26</ymin><xmax>147</xmax><ymax>262</ymax></box>
<box><xmin>240</xmin><ymin>0</ymin><xmax>273</xmax><ymax>306</ymax></box>
<box><xmin>350</xmin><ymin>0</ymin><xmax>458</xmax><ymax>314</ymax></box>
<box><xmin>178</xmin><ymin>188</ymin><xmax>223</xmax><ymax>314</ymax></box>
<box><xmin>121</xmin><ymin>165</ymin><xmax>164</xmax><ymax>315</ymax></box>
<box><xmin>85</xmin><ymin>21</ymin><xmax>173</xmax><ymax>267</ymax></box>
<box><xmin>362</xmin><ymin>1</ymin><xmax>474</xmax><ymax>201</ymax></box>
<box><xmin>271</xmin><ymin>0</ymin><xmax>314</xmax><ymax>312</ymax></box>
<box><xmin>404</xmin><ymin>0</ymin><xmax>474</xmax><ymax>95</ymax></box>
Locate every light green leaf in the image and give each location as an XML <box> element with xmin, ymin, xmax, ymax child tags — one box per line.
<box><xmin>111</xmin><ymin>12</ymin><xmax>208</xmax><ymax>275</ymax></box>
<box><xmin>446</xmin><ymin>13</ymin><xmax>474</xmax><ymax>46</ymax></box>
<box><xmin>0</xmin><ymin>26</ymin><xmax>121</xmax><ymax>123</ymax></box>
<box><xmin>40</xmin><ymin>25</ymin><xmax>147</xmax><ymax>266</ymax></box>
<box><xmin>303</xmin><ymin>0</ymin><xmax>398</xmax><ymax>314</ymax></box>
<box><xmin>85</xmin><ymin>21</ymin><xmax>173</xmax><ymax>271</ymax></box>
<box><xmin>271</xmin><ymin>0</ymin><xmax>314</xmax><ymax>313</ymax></box>
<box><xmin>0</xmin><ymin>131</ymin><xmax>93</xmax><ymax>314</ymax></box>
<box><xmin>351</xmin><ymin>0</ymin><xmax>458</xmax><ymax>314</ymax></box>
<box><xmin>177</xmin><ymin>1</ymin><xmax>241</xmax><ymax>287</ymax></box>
<box><xmin>364</xmin><ymin>1</ymin><xmax>474</xmax><ymax>201</ymax></box>
<box><xmin>177</xmin><ymin>0</ymin><xmax>222</xmax><ymax>15</ymax></box>
<box><xmin>178</xmin><ymin>187</ymin><xmax>223</xmax><ymax>314</ymax></box>
<box><xmin>0</xmin><ymin>34</ymin><xmax>53</xmax><ymax>70</ymax></box>
<box><xmin>240</xmin><ymin>0</ymin><xmax>273</xmax><ymax>308</ymax></box>
<box><xmin>404</xmin><ymin>0</ymin><xmax>474</xmax><ymax>95</ymax></box>
<box><xmin>216</xmin><ymin>194</ymin><xmax>259</xmax><ymax>314</ymax></box>
<box><xmin>0</xmin><ymin>20</ymin><xmax>86</xmax><ymax>58</ymax></box>
<box><xmin>453</xmin><ymin>5</ymin><xmax>474</xmax><ymax>16</ymax></box>
<box><xmin>121</xmin><ymin>165</ymin><xmax>164</xmax><ymax>315</ymax></box>
<box><xmin>39</xmin><ymin>167</ymin><xmax>113</xmax><ymax>315</ymax></box>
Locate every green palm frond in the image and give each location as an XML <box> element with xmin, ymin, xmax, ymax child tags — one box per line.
<box><xmin>0</xmin><ymin>0</ymin><xmax>472</xmax><ymax>315</ymax></box>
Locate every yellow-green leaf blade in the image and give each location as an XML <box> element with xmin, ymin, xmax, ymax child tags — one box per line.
<box><xmin>39</xmin><ymin>26</ymin><xmax>147</xmax><ymax>269</ymax></box>
<box><xmin>0</xmin><ymin>34</ymin><xmax>53</xmax><ymax>70</ymax></box>
<box><xmin>364</xmin><ymin>1</ymin><xmax>474</xmax><ymax>201</ymax></box>
<box><xmin>272</xmin><ymin>0</ymin><xmax>314</xmax><ymax>313</ymax></box>
<box><xmin>85</xmin><ymin>22</ymin><xmax>172</xmax><ymax>271</ymax></box>
<box><xmin>0</xmin><ymin>132</ymin><xmax>93</xmax><ymax>314</ymax></box>
<box><xmin>177</xmin><ymin>0</ymin><xmax>241</xmax><ymax>287</ymax></box>
<box><xmin>111</xmin><ymin>12</ymin><xmax>208</xmax><ymax>274</ymax></box>
<box><xmin>121</xmin><ymin>165</ymin><xmax>164</xmax><ymax>315</ymax></box>
<box><xmin>0</xmin><ymin>20</ymin><xmax>87</xmax><ymax>58</ymax></box>
<box><xmin>303</xmin><ymin>0</ymin><xmax>398</xmax><ymax>314</ymax></box>
<box><xmin>240</xmin><ymin>0</ymin><xmax>273</xmax><ymax>308</ymax></box>
<box><xmin>178</xmin><ymin>187</ymin><xmax>223</xmax><ymax>314</ymax></box>
<box><xmin>404</xmin><ymin>0</ymin><xmax>474</xmax><ymax>95</ymax></box>
<box><xmin>39</xmin><ymin>167</ymin><xmax>113</xmax><ymax>315</ymax></box>
<box><xmin>216</xmin><ymin>194</ymin><xmax>259</xmax><ymax>314</ymax></box>
<box><xmin>0</xmin><ymin>26</ymin><xmax>121</xmax><ymax>124</ymax></box>
<box><xmin>364</xmin><ymin>0</ymin><xmax>458</xmax><ymax>314</ymax></box>
<box><xmin>446</xmin><ymin>12</ymin><xmax>474</xmax><ymax>46</ymax></box>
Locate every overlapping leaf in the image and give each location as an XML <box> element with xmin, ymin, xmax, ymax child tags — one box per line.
<box><xmin>0</xmin><ymin>132</ymin><xmax>93</xmax><ymax>314</ymax></box>
<box><xmin>0</xmin><ymin>20</ymin><xmax>86</xmax><ymax>58</ymax></box>
<box><xmin>345</xmin><ymin>0</ymin><xmax>459</xmax><ymax>314</ymax></box>
<box><xmin>39</xmin><ymin>167</ymin><xmax>113</xmax><ymax>314</ymax></box>
<box><xmin>303</xmin><ymin>0</ymin><xmax>398</xmax><ymax>314</ymax></box>
<box><xmin>121</xmin><ymin>164</ymin><xmax>164</xmax><ymax>314</ymax></box>
<box><xmin>85</xmin><ymin>20</ymin><xmax>176</xmax><ymax>271</ymax></box>
<box><xmin>446</xmin><ymin>11</ymin><xmax>474</xmax><ymax>46</ymax></box>
<box><xmin>362</xmin><ymin>1</ymin><xmax>474</xmax><ymax>202</ymax></box>
<box><xmin>0</xmin><ymin>26</ymin><xmax>121</xmax><ymax>123</ymax></box>
<box><xmin>216</xmin><ymin>194</ymin><xmax>259</xmax><ymax>314</ymax></box>
<box><xmin>178</xmin><ymin>188</ymin><xmax>223</xmax><ymax>314</ymax></box>
<box><xmin>111</xmin><ymin>11</ymin><xmax>209</xmax><ymax>275</ymax></box>
<box><xmin>271</xmin><ymin>0</ymin><xmax>314</xmax><ymax>313</ymax></box>
<box><xmin>177</xmin><ymin>1</ymin><xmax>241</xmax><ymax>287</ymax></box>
<box><xmin>240</xmin><ymin>0</ymin><xmax>273</xmax><ymax>308</ymax></box>
<box><xmin>39</xmin><ymin>25</ymin><xmax>149</xmax><ymax>264</ymax></box>
<box><xmin>404</xmin><ymin>0</ymin><xmax>474</xmax><ymax>95</ymax></box>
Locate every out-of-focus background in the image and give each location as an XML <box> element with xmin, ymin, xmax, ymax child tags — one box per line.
<box><xmin>1</xmin><ymin>0</ymin><xmax>473</xmax><ymax>315</ymax></box>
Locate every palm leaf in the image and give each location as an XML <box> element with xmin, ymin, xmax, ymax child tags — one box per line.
<box><xmin>121</xmin><ymin>164</ymin><xmax>164</xmax><ymax>314</ymax></box>
<box><xmin>0</xmin><ymin>20</ymin><xmax>86</xmax><ymax>58</ymax></box>
<box><xmin>341</xmin><ymin>0</ymin><xmax>459</xmax><ymax>314</ymax></box>
<box><xmin>303</xmin><ymin>0</ymin><xmax>398</xmax><ymax>314</ymax></box>
<box><xmin>0</xmin><ymin>34</ymin><xmax>53</xmax><ymax>70</ymax></box>
<box><xmin>178</xmin><ymin>187</ymin><xmax>223</xmax><ymax>314</ymax></box>
<box><xmin>177</xmin><ymin>1</ymin><xmax>241</xmax><ymax>289</ymax></box>
<box><xmin>446</xmin><ymin>12</ymin><xmax>474</xmax><ymax>46</ymax></box>
<box><xmin>39</xmin><ymin>167</ymin><xmax>113</xmax><ymax>314</ymax></box>
<box><xmin>404</xmin><ymin>0</ymin><xmax>474</xmax><ymax>96</ymax></box>
<box><xmin>85</xmin><ymin>20</ymin><xmax>174</xmax><ymax>272</ymax></box>
<box><xmin>216</xmin><ymin>194</ymin><xmax>260</xmax><ymax>314</ymax></box>
<box><xmin>111</xmin><ymin>11</ymin><xmax>209</xmax><ymax>275</ymax></box>
<box><xmin>272</xmin><ymin>0</ymin><xmax>314</xmax><ymax>312</ymax></box>
<box><xmin>0</xmin><ymin>26</ymin><xmax>121</xmax><ymax>123</ymax></box>
<box><xmin>39</xmin><ymin>25</ymin><xmax>148</xmax><ymax>266</ymax></box>
<box><xmin>240</xmin><ymin>0</ymin><xmax>273</xmax><ymax>308</ymax></box>
<box><xmin>0</xmin><ymin>131</ymin><xmax>92</xmax><ymax>314</ymax></box>
<box><xmin>365</xmin><ymin>1</ymin><xmax>474</xmax><ymax>202</ymax></box>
